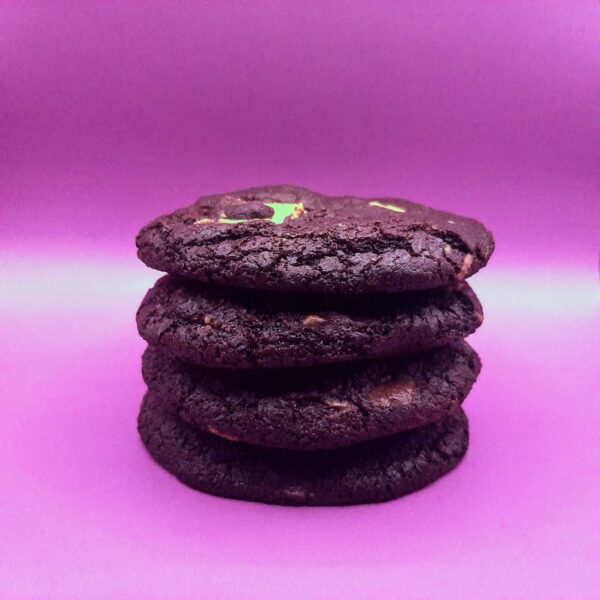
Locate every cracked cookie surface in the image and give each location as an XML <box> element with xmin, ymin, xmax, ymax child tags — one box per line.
<box><xmin>143</xmin><ymin>342</ymin><xmax>480</xmax><ymax>450</ymax></box>
<box><xmin>138</xmin><ymin>393</ymin><xmax>469</xmax><ymax>506</ymax></box>
<box><xmin>136</xmin><ymin>275</ymin><xmax>484</xmax><ymax>368</ymax></box>
<box><xmin>136</xmin><ymin>185</ymin><xmax>495</xmax><ymax>294</ymax></box>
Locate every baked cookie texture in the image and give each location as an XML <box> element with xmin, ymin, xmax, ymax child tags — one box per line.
<box><xmin>136</xmin><ymin>185</ymin><xmax>494</xmax><ymax>294</ymax></box>
<box><xmin>136</xmin><ymin>275</ymin><xmax>483</xmax><ymax>369</ymax></box>
<box><xmin>134</xmin><ymin>185</ymin><xmax>493</xmax><ymax>505</ymax></box>
<box><xmin>142</xmin><ymin>342</ymin><xmax>480</xmax><ymax>450</ymax></box>
<box><xmin>138</xmin><ymin>393</ymin><xmax>469</xmax><ymax>506</ymax></box>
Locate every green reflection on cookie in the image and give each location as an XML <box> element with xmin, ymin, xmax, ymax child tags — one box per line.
<box><xmin>263</xmin><ymin>202</ymin><xmax>305</xmax><ymax>224</ymax></box>
<box><xmin>368</xmin><ymin>200</ymin><xmax>406</xmax><ymax>214</ymax></box>
<box><xmin>195</xmin><ymin>202</ymin><xmax>305</xmax><ymax>225</ymax></box>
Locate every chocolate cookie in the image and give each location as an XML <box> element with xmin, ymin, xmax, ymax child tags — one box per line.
<box><xmin>136</xmin><ymin>185</ymin><xmax>494</xmax><ymax>294</ymax></box>
<box><xmin>136</xmin><ymin>275</ymin><xmax>483</xmax><ymax>369</ymax></box>
<box><xmin>138</xmin><ymin>392</ymin><xmax>469</xmax><ymax>506</ymax></box>
<box><xmin>143</xmin><ymin>342</ymin><xmax>480</xmax><ymax>450</ymax></box>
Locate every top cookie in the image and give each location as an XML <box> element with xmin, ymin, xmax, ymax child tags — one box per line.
<box><xmin>136</xmin><ymin>185</ymin><xmax>495</xmax><ymax>294</ymax></box>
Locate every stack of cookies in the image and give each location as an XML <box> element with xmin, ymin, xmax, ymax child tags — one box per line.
<box><xmin>135</xmin><ymin>185</ymin><xmax>494</xmax><ymax>505</ymax></box>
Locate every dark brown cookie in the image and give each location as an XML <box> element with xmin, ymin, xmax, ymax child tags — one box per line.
<box><xmin>136</xmin><ymin>275</ymin><xmax>483</xmax><ymax>369</ymax></box>
<box><xmin>138</xmin><ymin>392</ymin><xmax>469</xmax><ymax>506</ymax></box>
<box><xmin>136</xmin><ymin>185</ymin><xmax>494</xmax><ymax>294</ymax></box>
<box><xmin>142</xmin><ymin>342</ymin><xmax>480</xmax><ymax>450</ymax></box>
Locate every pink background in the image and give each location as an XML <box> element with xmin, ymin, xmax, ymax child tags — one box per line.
<box><xmin>2</xmin><ymin>2</ymin><xmax>599</xmax><ymax>598</ymax></box>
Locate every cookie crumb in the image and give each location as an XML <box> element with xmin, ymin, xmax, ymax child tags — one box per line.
<box><xmin>325</xmin><ymin>399</ymin><xmax>351</xmax><ymax>409</ymax></box>
<box><xmin>368</xmin><ymin>200</ymin><xmax>407</xmax><ymax>214</ymax></box>
<box><xmin>303</xmin><ymin>315</ymin><xmax>326</xmax><ymax>326</ymax></box>
<box><xmin>207</xmin><ymin>426</ymin><xmax>239</xmax><ymax>442</ymax></box>
<box><xmin>458</xmin><ymin>254</ymin><xmax>474</xmax><ymax>279</ymax></box>
<box><xmin>369</xmin><ymin>378</ymin><xmax>416</xmax><ymax>407</ymax></box>
<box><xmin>283</xmin><ymin>487</ymin><xmax>308</xmax><ymax>503</ymax></box>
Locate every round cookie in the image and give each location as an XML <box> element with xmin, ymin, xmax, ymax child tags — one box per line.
<box><xmin>143</xmin><ymin>342</ymin><xmax>480</xmax><ymax>451</ymax></box>
<box><xmin>136</xmin><ymin>275</ymin><xmax>483</xmax><ymax>369</ymax></box>
<box><xmin>136</xmin><ymin>185</ymin><xmax>494</xmax><ymax>295</ymax></box>
<box><xmin>138</xmin><ymin>393</ymin><xmax>469</xmax><ymax>506</ymax></box>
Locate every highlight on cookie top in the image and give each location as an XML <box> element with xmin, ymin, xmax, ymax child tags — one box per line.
<box><xmin>195</xmin><ymin>202</ymin><xmax>305</xmax><ymax>225</ymax></box>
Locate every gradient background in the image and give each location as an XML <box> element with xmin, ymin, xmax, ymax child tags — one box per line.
<box><xmin>1</xmin><ymin>2</ymin><xmax>599</xmax><ymax>599</ymax></box>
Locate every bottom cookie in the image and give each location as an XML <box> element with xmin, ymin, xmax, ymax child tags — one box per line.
<box><xmin>138</xmin><ymin>393</ymin><xmax>469</xmax><ymax>506</ymax></box>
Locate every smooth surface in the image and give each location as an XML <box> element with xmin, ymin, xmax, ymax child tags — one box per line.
<box><xmin>2</xmin><ymin>2</ymin><xmax>599</xmax><ymax>598</ymax></box>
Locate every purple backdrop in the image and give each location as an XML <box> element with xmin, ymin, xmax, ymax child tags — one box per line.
<box><xmin>2</xmin><ymin>2</ymin><xmax>599</xmax><ymax>599</ymax></box>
